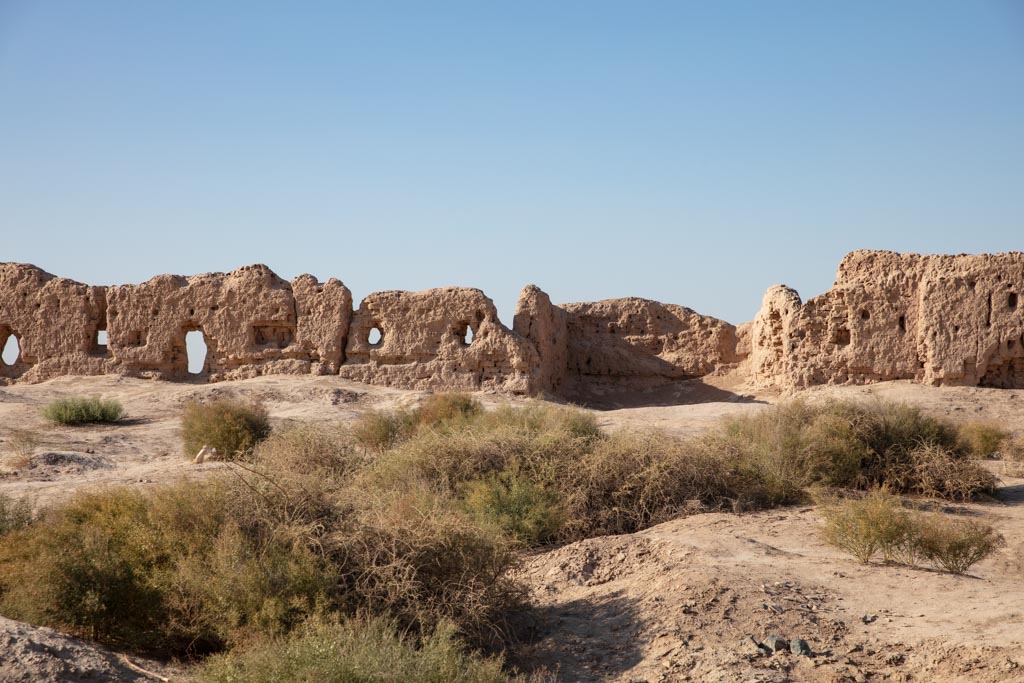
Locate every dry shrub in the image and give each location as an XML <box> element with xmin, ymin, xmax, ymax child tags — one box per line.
<box><xmin>1001</xmin><ymin>437</ymin><xmax>1024</xmax><ymax>463</ymax></box>
<box><xmin>902</xmin><ymin>443</ymin><xmax>997</xmax><ymax>501</ymax></box>
<box><xmin>957</xmin><ymin>421</ymin><xmax>1009</xmax><ymax>458</ymax></box>
<box><xmin>2</xmin><ymin>428</ymin><xmax>39</xmax><ymax>470</ymax></box>
<box><xmin>0</xmin><ymin>480</ymin><xmax>330</xmax><ymax>653</ymax></box>
<box><xmin>367</xmin><ymin>403</ymin><xmax>724</xmax><ymax>545</ymax></box>
<box><xmin>0</xmin><ymin>422</ymin><xmax>519</xmax><ymax>656</ymax></box>
<box><xmin>914</xmin><ymin>514</ymin><xmax>1006</xmax><ymax>575</ymax></box>
<box><xmin>817</xmin><ymin>490</ymin><xmax>916</xmax><ymax>564</ymax></box>
<box><xmin>703</xmin><ymin>400</ymin><xmax>993</xmax><ymax>502</ymax></box>
<box><xmin>181</xmin><ymin>398</ymin><xmax>271</xmax><ymax>459</ymax></box>
<box><xmin>818</xmin><ymin>490</ymin><xmax>1004</xmax><ymax>574</ymax></box>
<box><xmin>416</xmin><ymin>392</ymin><xmax>485</xmax><ymax>427</ymax></box>
<box><xmin>352</xmin><ymin>393</ymin><xmax>485</xmax><ymax>454</ymax></box>
<box><xmin>351</xmin><ymin>409</ymin><xmax>418</xmax><ymax>453</ymax></box>
<box><xmin>563</xmin><ymin>429</ymin><xmax>728</xmax><ymax>538</ymax></box>
<box><xmin>334</xmin><ymin>485</ymin><xmax>520</xmax><ymax>645</ymax></box>
<box><xmin>195</xmin><ymin>615</ymin><xmax>518</xmax><ymax>683</ymax></box>
<box><xmin>42</xmin><ymin>397</ymin><xmax>125</xmax><ymax>426</ymax></box>
<box><xmin>0</xmin><ymin>494</ymin><xmax>33</xmax><ymax>536</ymax></box>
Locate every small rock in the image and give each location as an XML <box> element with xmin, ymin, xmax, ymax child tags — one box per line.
<box><xmin>861</xmin><ymin>614</ymin><xmax>877</xmax><ymax>624</ymax></box>
<box><xmin>765</xmin><ymin>635</ymin><xmax>788</xmax><ymax>652</ymax></box>
<box><xmin>790</xmin><ymin>638</ymin><xmax>811</xmax><ymax>656</ymax></box>
<box><xmin>854</xmin><ymin>673</ymin><xmax>868</xmax><ymax>683</ymax></box>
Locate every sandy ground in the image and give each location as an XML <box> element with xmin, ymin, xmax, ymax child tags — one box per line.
<box><xmin>2</xmin><ymin>374</ymin><xmax>1024</xmax><ymax>681</ymax></box>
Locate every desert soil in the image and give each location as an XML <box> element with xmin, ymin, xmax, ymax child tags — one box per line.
<box><xmin>2</xmin><ymin>374</ymin><xmax>1024</xmax><ymax>681</ymax></box>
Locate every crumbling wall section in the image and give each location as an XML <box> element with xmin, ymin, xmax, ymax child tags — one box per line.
<box><xmin>339</xmin><ymin>287</ymin><xmax>539</xmax><ymax>393</ymax></box>
<box><xmin>561</xmin><ymin>298</ymin><xmax>742</xmax><ymax>381</ymax></box>
<box><xmin>0</xmin><ymin>264</ymin><xmax>108</xmax><ymax>384</ymax></box>
<box><xmin>105</xmin><ymin>265</ymin><xmax>351</xmax><ymax>381</ymax></box>
<box><xmin>750</xmin><ymin>250</ymin><xmax>1024</xmax><ymax>389</ymax></box>
<box><xmin>513</xmin><ymin>285</ymin><xmax>568</xmax><ymax>394</ymax></box>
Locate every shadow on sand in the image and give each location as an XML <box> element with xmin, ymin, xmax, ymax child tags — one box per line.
<box><xmin>505</xmin><ymin>590</ymin><xmax>644</xmax><ymax>681</ymax></box>
<box><xmin>562</xmin><ymin>376</ymin><xmax>766</xmax><ymax>411</ymax></box>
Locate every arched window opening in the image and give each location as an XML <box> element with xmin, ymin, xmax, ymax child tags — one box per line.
<box><xmin>185</xmin><ymin>330</ymin><xmax>208</xmax><ymax>375</ymax></box>
<box><xmin>465</xmin><ymin>326</ymin><xmax>474</xmax><ymax>345</ymax></box>
<box><xmin>1</xmin><ymin>335</ymin><xmax>19</xmax><ymax>366</ymax></box>
<box><xmin>1009</xmin><ymin>293</ymin><xmax>1019</xmax><ymax>311</ymax></box>
<box><xmin>368</xmin><ymin>326</ymin><xmax>383</xmax><ymax>347</ymax></box>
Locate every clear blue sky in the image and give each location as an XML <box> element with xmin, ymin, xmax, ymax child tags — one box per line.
<box><xmin>2</xmin><ymin>1</ymin><xmax>1022</xmax><ymax>325</ymax></box>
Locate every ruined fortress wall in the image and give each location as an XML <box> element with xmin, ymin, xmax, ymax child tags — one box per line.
<box><xmin>339</xmin><ymin>287</ymin><xmax>539</xmax><ymax>393</ymax></box>
<box><xmin>560</xmin><ymin>298</ymin><xmax>742</xmax><ymax>381</ymax></box>
<box><xmin>0</xmin><ymin>264</ymin><xmax>108</xmax><ymax>383</ymax></box>
<box><xmin>750</xmin><ymin>250</ymin><xmax>1024</xmax><ymax>389</ymax></box>
<box><xmin>0</xmin><ymin>262</ymin><xmax>738</xmax><ymax>395</ymax></box>
<box><xmin>104</xmin><ymin>264</ymin><xmax>352</xmax><ymax>382</ymax></box>
<box><xmin>7</xmin><ymin>251</ymin><xmax>1023</xmax><ymax>395</ymax></box>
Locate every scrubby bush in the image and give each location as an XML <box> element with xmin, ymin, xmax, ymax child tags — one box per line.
<box><xmin>181</xmin><ymin>398</ymin><xmax>271</xmax><ymax>459</ymax></box>
<box><xmin>42</xmin><ymin>397</ymin><xmax>125</xmax><ymax>425</ymax></box>
<box><xmin>914</xmin><ymin>514</ymin><xmax>1006</xmax><ymax>575</ymax></box>
<box><xmin>957</xmin><ymin>421</ymin><xmax>1009</xmax><ymax>459</ymax></box>
<box><xmin>702</xmin><ymin>400</ymin><xmax>994</xmax><ymax>503</ymax></box>
<box><xmin>195</xmin><ymin>616</ymin><xmax>516</xmax><ymax>683</ymax></box>
<box><xmin>0</xmin><ymin>481</ymin><xmax>330</xmax><ymax>652</ymax></box>
<box><xmin>463</xmin><ymin>472</ymin><xmax>565</xmax><ymax>546</ymax></box>
<box><xmin>0</xmin><ymin>421</ymin><xmax>519</xmax><ymax>655</ymax></box>
<box><xmin>818</xmin><ymin>490</ymin><xmax>1004</xmax><ymax>574</ymax></box>
<box><xmin>0</xmin><ymin>494</ymin><xmax>32</xmax><ymax>536</ymax></box>
<box><xmin>352</xmin><ymin>393</ymin><xmax>485</xmax><ymax>453</ymax></box>
<box><xmin>352</xmin><ymin>408</ymin><xmax>418</xmax><ymax>453</ymax></box>
<box><xmin>363</xmin><ymin>403</ymin><xmax>723</xmax><ymax>545</ymax></box>
<box><xmin>817</xmin><ymin>489</ymin><xmax>916</xmax><ymax>564</ymax></box>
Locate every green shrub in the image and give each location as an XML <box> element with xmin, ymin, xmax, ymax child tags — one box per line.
<box><xmin>957</xmin><ymin>421</ymin><xmax>1009</xmax><ymax>458</ymax></box>
<box><xmin>181</xmin><ymin>399</ymin><xmax>271</xmax><ymax>459</ymax></box>
<box><xmin>818</xmin><ymin>490</ymin><xmax>1004</xmax><ymax>574</ymax></box>
<box><xmin>0</xmin><ymin>494</ymin><xmax>33</xmax><ymax>536</ymax></box>
<box><xmin>463</xmin><ymin>472</ymin><xmax>565</xmax><ymax>546</ymax></box>
<box><xmin>41</xmin><ymin>397</ymin><xmax>125</xmax><ymax>425</ymax></box>
<box><xmin>195</xmin><ymin>615</ymin><xmax>516</xmax><ymax>683</ymax></box>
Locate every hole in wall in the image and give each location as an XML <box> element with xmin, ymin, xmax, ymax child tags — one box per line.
<box><xmin>97</xmin><ymin>330</ymin><xmax>108</xmax><ymax>347</ymax></box>
<box><xmin>455</xmin><ymin>323</ymin><xmax>474</xmax><ymax>346</ymax></box>
<box><xmin>185</xmin><ymin>330</ymin><xmax>208</xmax><ymax>375</ymax></box>
<box><xmin>898</xmin><ymin>315</ymin><xmax>906</xmax><ymax>332</ymax></box>
<box><xmin>1010</xmin><ymin>293</ymin><xmax>1018</xmax><ymax>310</ymax></box>
<box><xmin>368</xmin><ymin>326</ymin><xmax>383</xmax><ymax>347</ymax></box>
<box><xmin>860</xmin><ymin>310</ymin><xmax>870</xmax><ymax>321</ymax></box>
<box><xmin>2</xmin><ymin>334</ymin><xmax>20</xmax><ymax>366</ymax></box>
